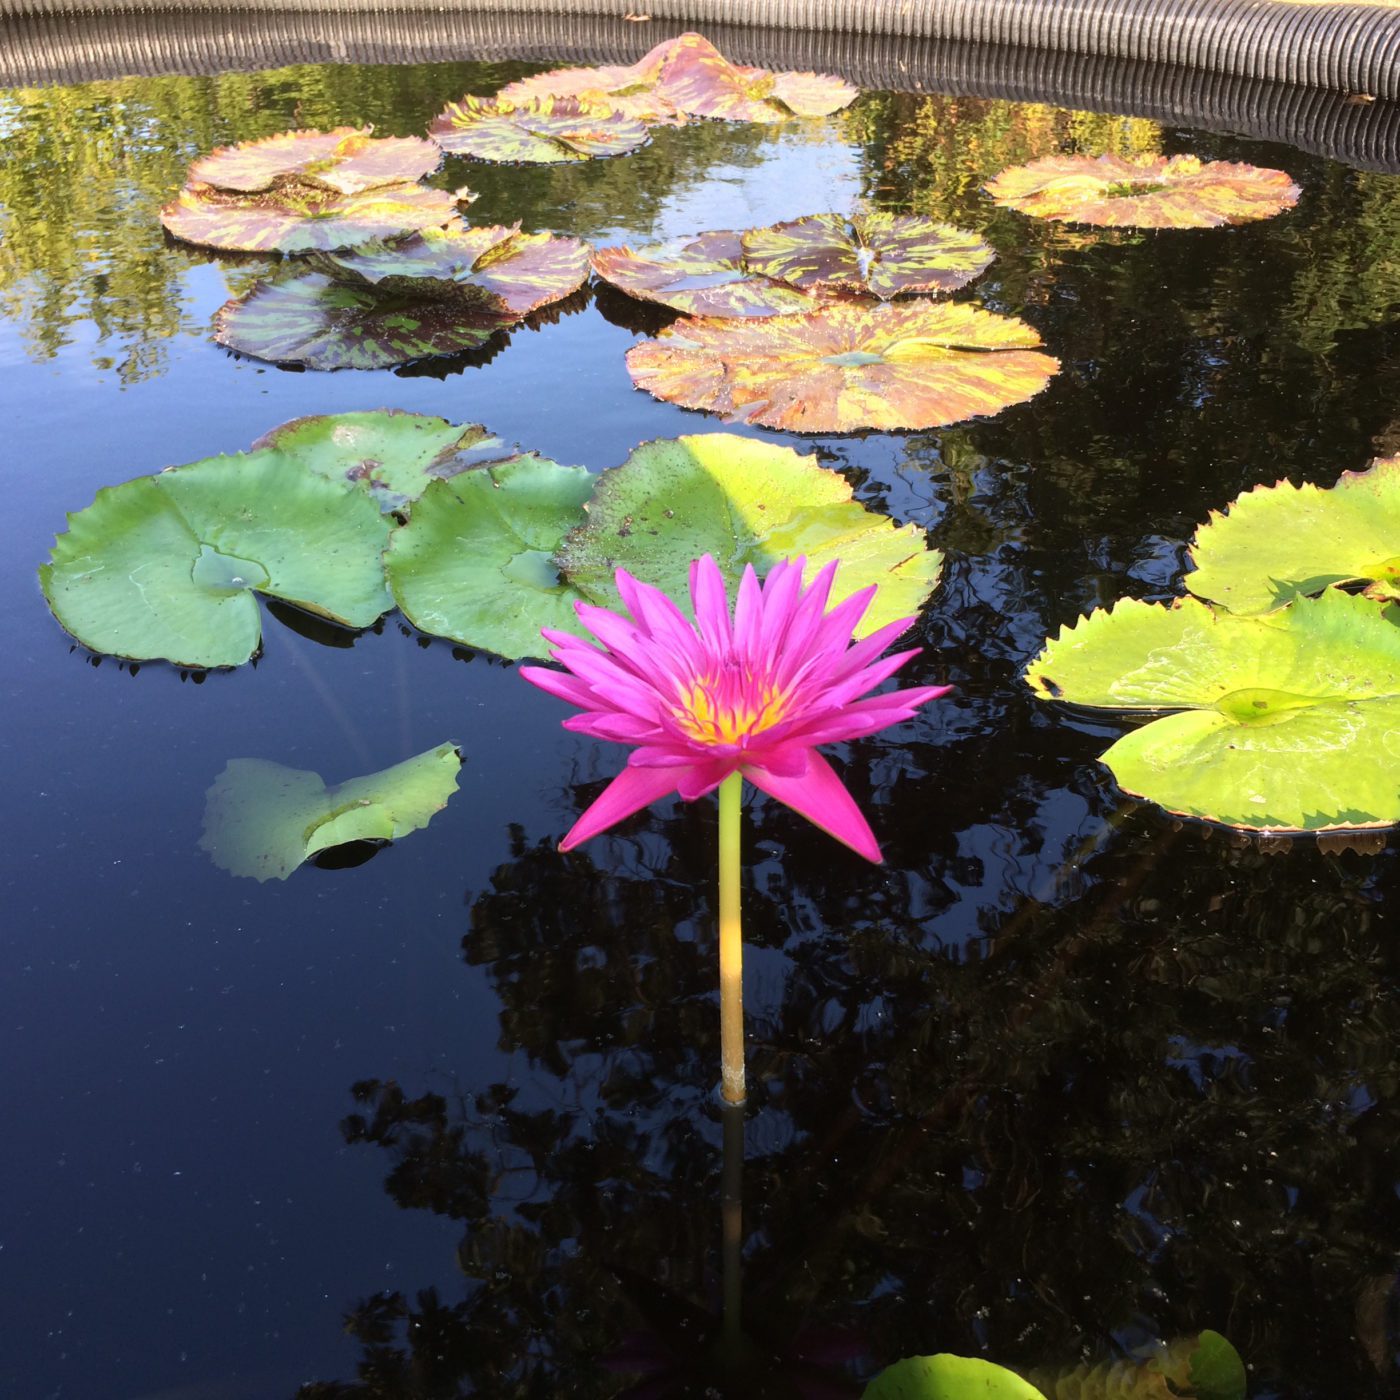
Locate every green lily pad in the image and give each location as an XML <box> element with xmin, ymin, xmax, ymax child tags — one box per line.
<box><xmin>864</xmin><ymin>1355</ymin><xmax>1047</xmax><ymax>1400</ymax></box>
<box><xmin>625</xmin><ymin>300</ymin><xmax>1059</xmax><ymax>433</ymax></box>
<box><xmin>187</xmin><ymin>126</ymin><xmax>440</xmax><ymax>195</ymax></box>
<box><xmin>1024</xmin><ymin>1332</ymin><xmax>1246</xmax><ymax>1400</ymax></box>
<box><xmin>556</xmin><ymin>432</ymin><xmax>942</xmax><ymax>636</ymax></box>
<box><xmin>651</xmin><ymin>32</ymin><xmax>858</xmax><ymax>123</ymax></box>
<box><xmin>212</xmin><ymin>270</ymin><xmax>516</xmax><ymax>370</ymax></box>
<box><xmin>1187</xmin><ymin>1332</ymin><xmax>1248</xmax><ymax>1400</ymax></box>
<box><xmin>591</xmin><ymin>228</ymin><xmax>848</xmax><ymax>319</ymax></box>
<box><xmin>385</xmin><ymin>454</ymin><xmax>596</xmax><ymax>660</ymax></box>
<box><xmin>40</xmin><ymin>451</ymin><xmax>393</xmax><ymax>668</ymax></box>
<box><xmin>252</xmin><ymin>410</ymin><xmax>538</xmax><ymax>511</ymax></box>
<box><xmin>1187</xmin><ymin>454</ymin><xmax>1400</xmax><ymax>613</ymax></box>
<box><xmin>428</xmin><ymin>95</ymin><xmax>650</xmax><ymax>163</ymax></box>
<box><xmin>161</xmin><ymin>179</ymin><xmax>468</xmax><ymax>255</ymax></box>
<box><xmin>322</xmin><ymin>224</ymin><xmax>591</xmax><ymax>316</ymax></box>
<box><xmin>741</xmin><ymin>212</ymin><xmax>996</xmax><ymax>300</ymax></box>
<box><xmin>985</xmin><ymin>153</ymin><xmax>1298</xmax><ymax>228</ymax></box>
<box><xmin>200</xmin><ymin>742</ymin><xmax>462</xmax><ymax>882</ymax></box>
<box><xmin>1026</xmin><ymin>589</ymin><xmax>1400</xmax><ymax>831</ymax></box>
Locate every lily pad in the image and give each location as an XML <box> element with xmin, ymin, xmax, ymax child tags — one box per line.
<box><xmin>1025</xmin><ymin>589</ymin><xmax>1400</xmax><ymax>831</ymax></box>
<box><xmin>40</xmin><ymin>451</ymin><xmax>393</xmax><ymax>668</ymax></box>
<box><xmin>187</xmin><ymin>127</ymin><xmax>440</xmax><ymax>195</ymax></box>
<box><xmin>496</xmin><ymin>47</ymin><xmax>682</xmax><ymax>124</ymax></box>
<box><xmin>864</xmin><ymin>1355</ymin><xmax>1047</xmax><ymax>1400</ymax></box>
<box><xmin>1187</xmin><ymin>454</ymin><xmax>1400</xmax><ymax>613</ymax></box>
<box><xmin>253</xmin><ymin>410</ymin><xmax>539</xmax><ymax>511</ymax></box>
<box><xmin>428</xmin><ymin>95</ymin><xmax>650</xmax><ymax>163</ymax></box>
<box><xmin>625</xmin><ymin>300</ymin><xmax>1059</xmax><ymax>433</ymax></box>
<box><xmin>200</xmin><ymin>742</ymin><xmax>462</xmax><ymax>882</ymax></box>
<box><xmin>591</xmin><ymin>228</ymin><xmax>850</xmax><ymax>319</ymax></box>
<box><xmin>556</xmin><ymin>432</ymin><xmax>942</xmax><ymax>636</ymax></box>
<box><xmin>651</xmin><ymin>33</ymin><xmax>858</xmax><ymax>123</ymax></box>
<box><xmin>740</xmin><ymin>212</ymin><xmax>995</xmax><ymax>300</ymax></box>
<box><xmin>385</xmin><ymin>454</ymin><xmax>596</xmax><ymax>660</ymax></box>
<box><xmin>213</xmin><ymin>271</ymin><xmax>516</xmax><ymax>370</ymax></box>
<box><xmin>985</xmin><ymin>153</ymin><xmax>1299</xmax><ymax>228</ymax></box>
<box><xmin>323</xmin><ymin>224</ymin><xmax>591</xmax><ymax>317</ymax></box>
<box><xmin>161</xmin><ymin>180</ymin><xmax>467</xmax><ymax>255</ymax></box>
<box><xmin>1025</xmin><ymin>1332</ymin><xmax>1247</xmax><ymax>1400</ymax></box>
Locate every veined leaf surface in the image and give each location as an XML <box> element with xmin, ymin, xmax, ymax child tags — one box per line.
<box><xmin>428</xmin><ymin>95</ymin><xmax>649</xmax><ymax>163</ymax></box>
<box><xmin>187</xmin><ymin>127</ymin><xmax>440</xmax><ymax>195</ymax></box>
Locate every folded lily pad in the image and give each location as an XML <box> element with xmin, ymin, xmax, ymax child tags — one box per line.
<box><xmin>161</xmin><ymin>179</ymin><xmax>468</xmax><ymax>255</ymax></box>
<box><xmin>213</xmin><ymin>271</ymin><xmax>517</xmax><ymax>370</ymax></box>
<box><xmin>740</xmin><ymin>212</ymin><xmax>995</xmax><ymax>300</ymax></box>
<box><xmin>556</xmin><ymin>432</ymin><xmax>942</xmax><ymax>636</ymax></box>
<box><xmin>187</xmin><ymin>127</ymin><xmax>440</xmax><ymax>195</ymax></box>
<box><xmin>200</xmin><ymin>742</ymin><xmax>462</xmax><ymax>882</ymax></box>
<box><xmin>1025</xmin><ymin>589</ymin><xmax>1400</xmax><ymax>831</ymax></box>
<box><xmin>40</xmin><ymin>451</ymin><xmax>393</xmax><ymax>668</ymax></box>
<box><xmin>1187</xmin><ymin>454</ymin><xmax>1400</xmax><ymax>613</ymax></box>
<box><xmin>385</xmin><ymin>455</ymin><xmax>596</xmax><ymax>660</ymax></box>
<box><xmin>625</xmin><ymin>300</ymin><xmax>1059</xmax><ymax>433</ymax></box>
<box><xmin>428</xmin><ymin>95</ymin><xmax>650</xmax><ymax>163</ymax></box>
<box><xmin>650</xmin><ymin>33</ymin><xmax>858</xmax><ymax>123</ymax></box>
<box><xmin>253</xmin><ymin>410</ymin><xmax>540</xmax><ymax>511</ymax></box>
<box><xmin>591</xmin><ymin>229</ymin><xmax>846</xmax><ymax>319</ymax></box>
<box><xmin>323</xmin><ymin>224</ymin><xmax>591</xmax><ymax>316</ymax></box>
<box><xmin>985</xmin><ymin>153</ymin><xmax>1299</xmax><ymax>228</ymax></box>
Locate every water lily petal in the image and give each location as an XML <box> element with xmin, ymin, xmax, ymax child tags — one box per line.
<box><xmin>744</xmin><ymin>749</ymin><xmax>882</xmax><ymax>863</ymax></box>
<box><xmin>559</xmin><ymin>764</ymin><xmax>684</xmax><ymax>850</ymax></box>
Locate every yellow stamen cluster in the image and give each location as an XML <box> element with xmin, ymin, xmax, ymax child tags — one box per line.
<box><xmin>674</xmin><ymin>671</ymin><xmax>789</xmax><ymax>746</ymax></box>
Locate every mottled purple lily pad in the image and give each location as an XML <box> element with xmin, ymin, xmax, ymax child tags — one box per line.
<box><xmin>740</xmin><ymin>212</ymin><xmax>996</xmax><ymax>299</ymax></box>
<box><xmin>187</xmin><ymin>127</ymin><xmax>441</xmax><ymax>195</ymax></box>
<box><xmin>428</xmin><ymin>95</ymin><xmax>650</xmax><ymax>163</ymax></box>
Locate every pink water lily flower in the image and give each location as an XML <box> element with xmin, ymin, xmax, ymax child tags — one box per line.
<box><xmin>521</xmin><ymin>554</ymin><xmax>950</xmax><ymax>861</ymax></box>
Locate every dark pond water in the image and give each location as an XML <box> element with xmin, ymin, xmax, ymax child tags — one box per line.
<box><xmin>4</xmin><ymin>47</ymin><xmax>1400</xmax><ymax>1400</ymax></box>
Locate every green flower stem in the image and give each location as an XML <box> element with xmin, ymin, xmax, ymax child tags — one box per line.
<box><xmin>718</xmin><ymin>771</ymin><xmax>746</xmax><ymax>1105</ymax></box>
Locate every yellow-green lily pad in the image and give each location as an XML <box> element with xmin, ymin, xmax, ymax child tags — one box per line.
<box><xmin>187</xmin><ymin>126</ymin><xmax>440</xmax><ymax>195</ymax></box>
<box><xmin>200</xmin><ymin>742</ymin><xmax>462</xmax><ymax>882</ymax></box>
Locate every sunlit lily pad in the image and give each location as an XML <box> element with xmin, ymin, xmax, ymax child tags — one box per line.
<box><xmin>1025</xmin><ymin>1332</ymin><xmax>1246</xmax><ymax>1400</ymax></box>
<box><xmin>200</xmin><ymin>742</ymin><xmax>462</xmax><ymax>882</ymax></box>
<box><xmin>985</xmin><ymin>153</ymin><xmax>1299</xmax><ymax>228</ymax></box>
<box><xmin>386</xmin><ymin>454</ymin><xmax>596</xmax><ymax>660</ymax></box>
<box><xmin>556</xmin><ymin>433</ymin><xmax>942</xmax><ymax>636</ymax></box>
<box><xmin>323</xmin><ymin>224</ymin><xmax>591</xmax><ymax>316</ymax></box>
<box><xmin>428</xmin><ymin>95</ymin><xmax>649</xmax><ymax>163</ymax></box>
<box><xmin>188</xmin><ymin>127</ymin><xmax>440</xmax><ymax>195</ymax></box>
<box><xmin>1025</xmin><ymin>589</ymin><xmax>1400</xmax><ymax>831</ymax></box>
<box><xmin>213</xmin><ymin>271</ymin><xmax>516</xmax><ymax>370</ymax></box>
<box><xmin>625</xmin><ymin>301</ymin><xmax>1059</xmax><ymax>432</ymax></box>
<box><xmin>496</xmin><ymin>47</ymin><xmax>681</xmax><ymax>124</ymax></box>
<box><xmin>40</xmin><ymin>452</ymin><xmax>393</xmax><ymax>668</ymax></box>
<box><xmin>865</xmin><ymin>1354</ymin><xmax>1047</xmax><ymax>1400</ymax></box>
<box><xmin>253</xmin><ymin>410</ymin><xmax>540</xmax><ymax>511</ymax></box>
<box><xmin>1187</xmin><ymin>454</ymin><xmax>1400</xmax><ymax>613</ymax></box>
<box><xmin>592</xmin><ymin>229</ymin><xmax>846</xmax><ymax>319</ymax></box>
<box><xmin>161</xmin><ymin>180</ymin><xmax>467</xmax><ymax>254</ymax></box>
<box><xmin>651</xmin><ymin>33</ymin><xmax>858</xmax><ymax>123</ymax></box>
<box><xmin>740</xmin><ymin>212</ymin><xmax>995</xmax><ymax>300</ymax></box>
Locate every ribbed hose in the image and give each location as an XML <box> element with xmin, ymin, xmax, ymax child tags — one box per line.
<box><xmin>4</xmin><ymin>0</ymin><xmax>1400</xmax><ymax>103</ymax></box>
<box><xmin>5</xmin><ymin>9</ymin><xmax>1398</xmax><ymax>170</ymax></box>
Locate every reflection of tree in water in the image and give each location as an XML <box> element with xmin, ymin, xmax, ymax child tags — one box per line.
<box><xmin>302</xmin><ymin>773</ymin><xmax>1400</xmax><ymax>1396</ymax></box>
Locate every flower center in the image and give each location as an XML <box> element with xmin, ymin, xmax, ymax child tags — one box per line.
<box><xmin>674</xmin><ymin>667</ymin><xmax>788</xmax><ymax>746</ymax></box>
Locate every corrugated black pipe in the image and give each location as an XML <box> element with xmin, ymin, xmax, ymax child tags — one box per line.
<box><xmin>4</xmin><ymin>0</ymin><xmax>1400</xmax><ymax>103</ymax></box>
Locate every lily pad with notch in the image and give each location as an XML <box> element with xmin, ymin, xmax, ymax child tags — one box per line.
<box><xmin>40</xmin><ymin>451</ymin><xmax>393</xmax><ymax>669</ymax></box>
<box><xmin>161</xmin><ymin>179</ymin><xmax>469</xmax><ymax>255</ymax></box>
<box><xmin>591</xmin><ymin>228</ymin><xmax>850</xmax><ymax>319</ymax></box>
<box><xmin>1025</xmin><ymin>589</ymin><xmax>1400</xmax><ymax>831</ymax></box>
<box><xmin>253</xmin><ymin>409</ymin><xmax>543</xmax><ymax>512</ymax></box>
<box><xmin>985</xmin><ymin>153</ymin><xmax>1299</xmax><ymax>228</ymax></box>
<box><xmin>200</xmin><ymin>742</ymin><xmax>462</xmax><ymax>882</ymax></box>
<box><xmin>496</xmin><ymin>46</ymin><xmax>682</xmax><ymax>123</ymax></box>
<box><xmin>556</xmin><ymin>432</ymin><xmax>942</xmax><ymax>637</ymax></box>
<box><xmin>385</xmin><ymin>454</ymin><xmax>597</xmax><ymax>660</ymax></box>
<box><xmin>740</xmin><ymin>212</ymin><xmax>995</xmax><ymax>300</ymax></box>
<box><xmin>428</xmin><ymin>95</ymin><xmax>650</xmax><ymax>163</ymax></box>
<box><xmin>187</xmin><ymin>126</ymin><xmax>441</xmax><ymax>195</ymax></box>
<box><xmin>625</xmin><ymin>300</ymin><xmax>1059</xmax><ymax>433</ymax></box>
<box><xmin>1187</xmin><ymin>454</ymin><xmax>1400</xmax><ymax>613</ymax></box>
